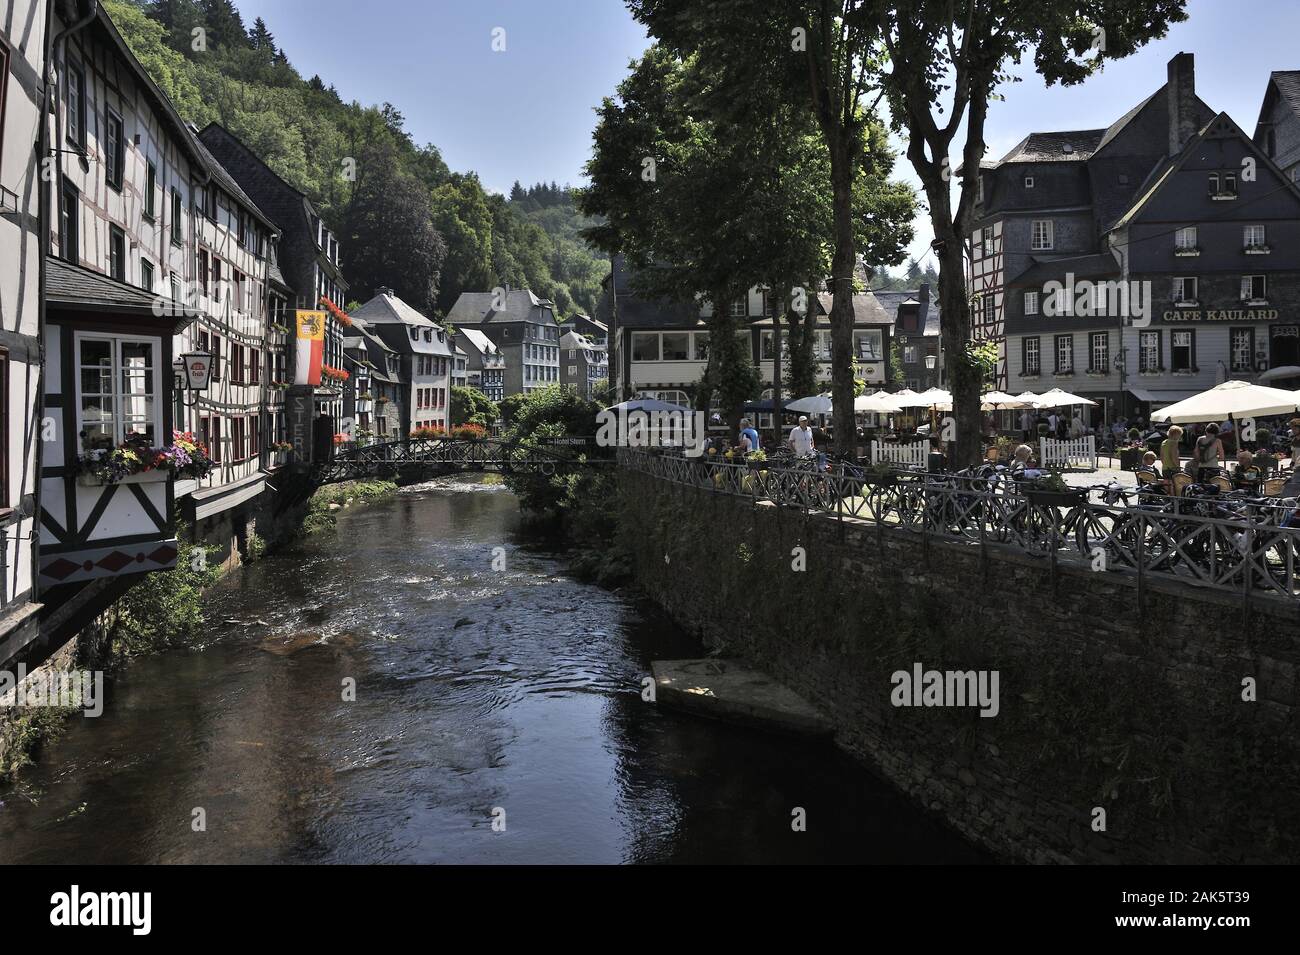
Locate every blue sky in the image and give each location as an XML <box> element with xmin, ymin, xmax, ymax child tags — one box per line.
<box><xmin>237</xmin><ymin>0</ymin><xmax>1297</xmax><ymax>266</ymax></box>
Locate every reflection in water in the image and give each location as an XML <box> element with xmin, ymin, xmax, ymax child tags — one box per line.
<box><xmin>0</xmin><ymin>480</ymin><xmax>989</xmax><ymax>864</ymax></box>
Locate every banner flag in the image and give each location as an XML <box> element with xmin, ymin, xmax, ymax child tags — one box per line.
<box><xmin>295</xmin><ymin>310</ymin><xmax>326</xmax><ymax>386</ymax></box>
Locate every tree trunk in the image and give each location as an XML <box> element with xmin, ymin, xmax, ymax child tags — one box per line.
<box><xmin>829</xmin><ymin>147</ymin><xmax>857</xmax><ymax>460</ymax></box>
<box><xmin>771</xmin><ymin>298</ymin><xmax>784</xmax><ymax>445</ymax></box>
<box><xmin>934</xmin><ymin>218</ymin><xmax>981</xmax><ymax>468</ymax></box>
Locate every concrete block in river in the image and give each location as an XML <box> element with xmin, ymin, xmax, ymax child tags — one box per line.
<box><xmin>651</xmin><ymin>658</ymin><xmax>833</xmax><ymax>737</ymax></box>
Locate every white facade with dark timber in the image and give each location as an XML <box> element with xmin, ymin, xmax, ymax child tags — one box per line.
<box><xmin>39</xmin><ymin>2</ymin><xmax>201</xmax><ymax>602</ymax></box>
<box><xmin>0</xmin><ymin>0</ymin><xmax>48</xmax><ymax>662</ymax></box>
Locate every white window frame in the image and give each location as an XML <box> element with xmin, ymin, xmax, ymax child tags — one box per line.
<box><xmin>1031</xmin><ymin>219</ymin><xmax>1054</xmax><ymax>251</ymax></box>
<box><xmin>1024</xmin><ymin>337</ymin><xmax>1040</xmax><ymax>376</ymax></box>
<box><xmin>1023</xmin><ymin>175</ymin><xmax>1034</xmax><ymax>188</ymax></box>
<box><xmin>1241</xmin><ymin>274</ymin><xmax>1267</xmax><ymax>302</ymax></box>
<box><xmin>630</xmin><ymin>332</ymin><xmax>660</xmax><ymax>362</ymax></box>
<box><xmin>1174</xmin><ymin>226</ymin><xmax>1197</xmax><ymax>250</ymax></box>
<box><xmin>1173</xmin><ymin>276</ymin><xmax>1198</xmax><ymax>303</ymax></box>
<box><xmin>1139</xmin><ymin>330</ymin><xmax>1160</xmax><ymax>373</ymax></box>
<box><xmin>1244</xmin><ymin>224</ymin><xmax>1266</xmax><ymax>249</ymax></box>
<box><xmin>1089</xmin><ymin>332</ymin><xmax>1108</xmax><ymax>372</ymax></box>
<box><xmin>1055</xmin><ymin>335</ymin><xmax>1073</xmax><ymax>374</ymax></box>
<box><xmin>1172</xmin><ymin>330</ymin><xmax>1194</xmax><ymax>372</ymax></box>
<box><xmin>853</xmin><ymin>329</ymin><xmax>882</xmax><ymax>361</ymax></box>
<box><xmin>1023</xmin><ymin>291</ymin><xmax>1039</xmax><ymax>315</ymax></box>
<box><xmin>74</xmin><ymin>331</ymin><xmax>164</xmax><ymax>455</ymax></box>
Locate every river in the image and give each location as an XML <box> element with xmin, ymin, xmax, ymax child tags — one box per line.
<box><xmin>0</xmin><ymin>479</ymin><xmax>988</xmax><ymax>864</ymax></box>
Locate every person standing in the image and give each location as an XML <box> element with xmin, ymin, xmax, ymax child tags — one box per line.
<box><xmin>738</xmin><ymin>418</ymin><xmax>761</xmax><ymax>455</ymax></box>
<box><xmin>789</xmin><ymin>415</ymin><xmax>816</xmax><ymax>458</ymax></box>
<box><xmin>1192</xmin><ymin>423</ymin><xmax>1223</xmax><ymax>481</ymax></box>
<box><xmin>1160</xmin><ymin>425</ymin><xmax>1183</xmax><ymax>480</ymax></box>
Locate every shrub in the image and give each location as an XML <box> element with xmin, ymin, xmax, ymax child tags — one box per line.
<box><xmin>450</xmin><ymin>423</ymin><xmax>487</xmax><ymax>440</ymax></box>
<box><xmin>411</xmin><ymin>425</ymin><xmax>446</xmax><ymax>440</ymax></box>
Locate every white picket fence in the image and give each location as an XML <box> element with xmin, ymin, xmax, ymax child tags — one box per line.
<box><xmin>871</xmin><ymin>440</ymin><xmax>929</xmax><ymax>469</ymax></box>
<box><xmin>1039</xmin><ymin>435</ymin><xmax>1097</xmax><ymax>471</ymax></box>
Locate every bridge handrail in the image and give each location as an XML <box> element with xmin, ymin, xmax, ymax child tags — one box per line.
<box><xmin>617</xmin><ymin>447</ymin><xmax>1300</xmax><ymax>605</ymax></box>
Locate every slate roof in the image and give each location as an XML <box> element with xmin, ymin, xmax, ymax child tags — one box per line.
<box><xmin>458</xmin><ymin>327</ymin><xmax>500</xmax><ymax>357</ymax></box>
<box><xmin>875</xmin><ymin>288</ymin><xmax>941</xmax><ymax>337</ymax></box>
<box><xmin>46</xmin><ymin>257</ymin><xmax>196</xmax><ymax>333</ymax></box>
<box><xmin>445</xmin><ymin>289</ymin><xmax>558</xmax><ymax>326</ymax></box>
<box><xmin>1005</xmin><ymin>252</ymin><xmax>1121</xmax><ymax>289</ymax></box>
<box><xmin>985</xmin><ymin>129</ymin><xmax>1107</xmax><ymax>168</ymax></box>
<box><xmin>185</xmin><ymin>124</ymin><xmax>277</xmax><ymax>231</ymax></box>
<box><xmin>47</xmin><ymin>257</ymin><xmax>161</xmax><ymax>311</ymax></box>
<box><xmin>1270</xmin><ymin>71</ymin><xmax>1300</xmax><ymax>114</ymax></box>
<box><xmin>351</xmin><ymin>291</ymin><xmax>437</xmax><ymax>327</ymax></box>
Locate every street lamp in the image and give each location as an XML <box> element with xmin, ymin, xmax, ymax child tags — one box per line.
<box><xmin>172</xmin><ymin>351</ymin><xmax>214</xmax><ymax>408</ymax></box>
<box><xmin>924</xmin><ymin>355</ymin><xmax>937</xmax><ymax>370</ymax></box>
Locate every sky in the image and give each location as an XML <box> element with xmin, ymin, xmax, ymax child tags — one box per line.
<box><xmin>236</xmin><ymin>0</ymin><xmax>1300</xmax><ymax>268</ymax></box>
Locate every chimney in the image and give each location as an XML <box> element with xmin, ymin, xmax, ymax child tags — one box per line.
<box><xmin>918</xmin><ymin>282</ymin><xmax>931</xmax><ymax>306</ymax></box>
<box><xmin>376</xmin><ymin>286</ymin><xmax>394</xmax><ymax>297</ymax></box>
<box><xmin>1167</xmin><ymin>53</ymin><xmax>1198</xmax><ymax>156</ymax></box>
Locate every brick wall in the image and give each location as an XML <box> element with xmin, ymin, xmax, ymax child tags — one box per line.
<box><xmin>619</xmin><ymin>470</ymin><xmax>1300</xmax><ymax>863</ymax></box>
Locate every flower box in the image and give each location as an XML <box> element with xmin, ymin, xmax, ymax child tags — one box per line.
<box><xmin>77</xmin><ymin>468</ymin><xmax>170</xmax><ymax>488</ymax></box>
<box><xmin>1173</xmin><ymin>248</ymin><xmax>1200</xmax><ymax>257</ymax></box>
<box><xmin>1245</xmin><ymin>246</ymin><xmax>1271</xmax><ymax>255</ymax></box>
<box><xmin>1118</xmin><ymin>447</ymin><xmax>1144</xmax><ymax>471</ymax></box>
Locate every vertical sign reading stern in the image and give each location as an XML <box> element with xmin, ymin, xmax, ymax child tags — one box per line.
<box><xmin>295</xmin><ymin>309</ymin><xmax>326</xmax><ymax>386</ymax></box>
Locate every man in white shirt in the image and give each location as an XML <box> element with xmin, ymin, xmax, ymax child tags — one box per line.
<box><xmin>789</xmin><ymin>416</ymin><xmax>816</xmax><ymax>457</ymax></box>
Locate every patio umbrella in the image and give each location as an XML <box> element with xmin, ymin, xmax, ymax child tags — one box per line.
<box><xmin>1150</xmin><ymin>379</ymin><xmax>1300</xmax><ymax>423</ymax></box>
<box><xmin>1034</xmin><ymin>387</ymin><xmax>1099</xmax><ymax>408</ymax></box>
<box><xmin>1259</xmin><ymin>365</ymin><xmax>1300</xmax><ymax>383</ymax></box>
<box><xmin>855</xmin><ymin>391</ymin><xmax>903</xmax><ymax>414</ymax></box>
<box><xmin>784</xmin><ymin>393</ymin><xmax>834</xmax><ymax>414</ymax></box>
<box><xmin>892</xmin><ymin>387</ymin><xmax>952</xmax><ymax>409</ymax></box>
<box><xmin>1013</xmin><ymin>391</ymin><xmax>1048</xmax><ymax>408</ymax></box>
<box><xmin>605</xmin><ymin>397</ymin><xmax>693</xmax><ymax>414</ymax></box>
<box><xmin>981</xmin><ymin>390</ymin><xmax>1028</xmax><ymax>409</ymax></box>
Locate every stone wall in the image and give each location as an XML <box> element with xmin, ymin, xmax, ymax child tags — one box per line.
<box><xmin>619</xmin><ymin>470</ymin><xmax>1300</xmax><ymax>864</ymax></box>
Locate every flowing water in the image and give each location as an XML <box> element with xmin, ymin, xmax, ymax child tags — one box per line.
<box><xmin>0</xmin><ymin>479</ymin><xmax>988</xmax><ymax>864</ymax></box>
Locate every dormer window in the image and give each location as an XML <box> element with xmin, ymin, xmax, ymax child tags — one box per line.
<box><xmin>1061</xmin><ymin>144</ymin><xmax>1073</xmax><ymax>155</ymax></box>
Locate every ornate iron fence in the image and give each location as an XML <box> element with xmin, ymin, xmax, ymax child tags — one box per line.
<box><xmin>314</xmin><ymin>437</ymin><xmax>609</xmax><ymax>484</ymax></box>
<box><xmin>619</xmin><ymin>448</ymin><xmax>1300</xmax><ymax>602</ymax></box>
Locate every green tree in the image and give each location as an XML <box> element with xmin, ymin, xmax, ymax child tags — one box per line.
<box><xmin>340</xmin><ymin>140</ymin><xmax>447</xmax><ymax>313</ymax></box>
<box><xmin>450</xmin><ymin>385</ymin><xmax>499</xmax><ymax>428</ymax></box>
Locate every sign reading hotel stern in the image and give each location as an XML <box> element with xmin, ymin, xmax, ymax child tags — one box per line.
<box><xmin>1162</xmin><ymin>308</ymin><xmax>1280</xmax><ymax>322</ymax></box>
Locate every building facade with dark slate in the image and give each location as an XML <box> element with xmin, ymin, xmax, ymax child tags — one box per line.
<box><xmin>445</xmin><ymin>289</ymin><xmax>562</xmax><ymax>397</ymax></box>
<box><xmin>877</xmin><ymin>285</ymin><xmax>943</xmax><ymax>392</ymax></box>
<box><xmin>969</xmin><ymin>53</ymin><xmax>1300</xmax><ymax>422</ymax></box>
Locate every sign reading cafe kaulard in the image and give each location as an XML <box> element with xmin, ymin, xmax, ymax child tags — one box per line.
<box><xmin>1162</xmin><ymin>308</ymin><xmax>1280</xmax><ymax>322</ymax></box>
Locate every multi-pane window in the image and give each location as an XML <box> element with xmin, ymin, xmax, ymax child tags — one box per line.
<box><xmin>853</xmin><ymin>329</ymin><xmax>882</xmax><ymax>360</ymax></box>
<box><xmin>1031</xmin><ymin>220</ymin><xmax>1054</xmax><ymax>250</ymax></box>
<box><xmin>1244</xmin><ymin>224</ymin><xmax>1266</xmax><ymax>249</ymax></box>
<box><xmin>1023</xmin><ymin>291</ymin><xmax>1039</xmax><ymax>315</ymax></box>
<box><xmin>141</xmin><ymin>259</ymin><xmax>154</xmax><ymax>292</ymax></box>
<box><xmin>1171</xmin><ymin>330</ymin><xmax>1195</xmax><ymax>372</ymax></box>
<box><xmin>108</xmin><ymin>226</ymin><xmax>125</xmax><ymax>281</ymax></box>
<box><xmin>1174</xmin><ymin>226</ymin><xmax>1197</xmax><ymax>250</ymax></box>
<box><xmin>231</xmin><ymin>416</ymin><xmax>246</xmax><ymax>462</ymax></box>
<box><xmin>631</xmin><ymin>333</ymin><xmax>659</xmax><ymax>361</ymax></box>
<box><xmin>983</xmin><ymin>295</ymin><xmax>996</xmax><ymax>325</ymax></box>
<box><xmin>1230</xmin><ymin>328</ymin><xmax>1254</xmax><ymax>372</ymax></box>
<box><xmin>197</xmin><ymin>249</ymin><xmax>209</xmax><ymax>295</ymax></box>
<box><xmin>1241</xmin><ymin>275</ymin><xmax>1267</xmax><ymax>301</ymax></box>
<box><xmin>1023</xmin><ymin>337</ymin><xmax>1040</xmax><ymax>376</ymax></box>
<box><xmin>1054</xmin><ymin>334</ymin><xmax>1073</xmax><ymax>374</ymax></box>
<box><xmin>1139</xmin><ymin>331</ymin><xmax>1160</xmax><ymax>373</ymax></box>
<box><xmin>661</xmin><ymin>332</ymin><xmax>689</xmax><ymax>361</ymax></box>
<box><xmin>76</xmin><ymin>336</ymin><xmax>159</xmax><ymax>452</ymax></box>
<box><xmin>730</xmin><ymin>299</ymin><xmax>747</xmax><ymax>318</ymax></box>
<box><xmin>66</xmin><ymin>64</ymin><xmax>86</xmax><ymax>146</ymax></box>
<box><xmin>1089</xmin><ymin>332</ymin><xmax>1109</xmax><ymax>372</ymax></box>
<box><xmin>105</xmin><ymin>110</ymin><xmax>124</xmax><ymax>190</ymax></box>
<box><xmin>982</xmin><ymin>226</ymin><xmax>994</xmax><ymax>257</ymax></box>
<box><xmin>903</xmin><ymin>345</ymin><xmax>918</xmax><ymax>364</ymax></box>
<box><xmin>1173</xmin><ymin>276</ymin><xmax>1198</xmax><ymax>302</ymax></box>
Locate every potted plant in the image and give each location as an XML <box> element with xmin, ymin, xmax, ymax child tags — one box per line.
<box><xmin>1118</xmin><ymin>427</ymin><xmax>1145</xmax><ymax>471</ymax></box>
<box><xmin>1021</xmin><ymin>470</ymin><xmax>1087</xmax><ymax>508</ymax></box>
<box><xmin>745</xmin><ymin>448</ymin><xmax>767</xmax><ymax>470</ymax></box>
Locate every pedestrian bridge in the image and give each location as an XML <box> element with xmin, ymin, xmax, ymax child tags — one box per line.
<box><xmin>311</xmin><ymin>436</ymin><xmax>610</xmax><ymax>485</ymax></box>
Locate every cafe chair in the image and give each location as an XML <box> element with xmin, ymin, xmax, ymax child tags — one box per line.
<box><xmin>1262</xmin><ymin>477</ymin><xmax>1287</xmax><ymax>497</ymax></box>
<box><xmin>1212</xmin><ymin>474</ymin><xmax>1233</xmax><ymax>493</ymax></box>
<box><xmin>1171</xmin><ymin>472</ymin><xmax>1193</xmax><ymax>497</ymax></box>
